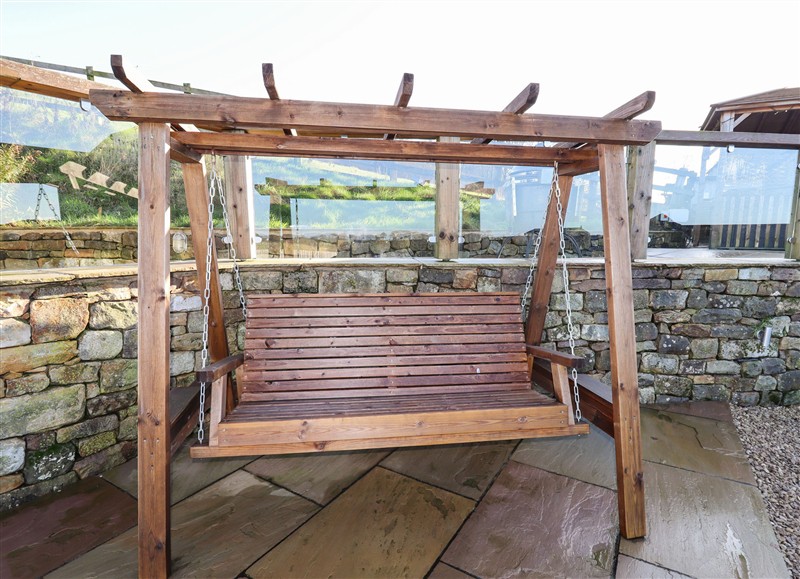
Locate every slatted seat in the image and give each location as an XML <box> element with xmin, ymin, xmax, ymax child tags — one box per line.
<box><xmin>191</xmin><ymin>292</ymin><xmax>588</xmax><ymax>458</ymax></box>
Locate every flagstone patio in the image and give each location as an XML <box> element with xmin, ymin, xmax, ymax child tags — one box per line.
<box><xmin>0</xmin><ymin>402</ymin><xmax>790</xmax><ymax>578</ymax></box>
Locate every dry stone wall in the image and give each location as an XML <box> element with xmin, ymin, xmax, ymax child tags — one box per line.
<box><xmin>1</xmin><ymin>260</ymin><xmax>798</xmax><ymax>511</ymax></box>
<box><xmin>0</xmin><ymin>228</ymin><xmax>608</xmax><ymax>269</ymax></box>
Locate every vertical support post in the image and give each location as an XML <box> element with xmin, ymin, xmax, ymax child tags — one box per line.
<box><xmin>627</xmin><ymin>142</ymin><xmax>656</xmax><ymax>260</ymax></box>
<box><xmin>598</xmin><ymin>144</ymin><xmax>646</xmax><ymax>539</ymax></box>
<box><xmin>223</xmin><ymin>153</ymin><xmax>256</xmax><ymax>259</ymax></box>
<box><xmin>435</xmin><ymin>136</ymin><xmax>460</xmax><ymax>260</ymax></box>
<box><xmin>524</xmin><ymin>175</ymin><xmax>574</xmax><ymax>347</ymax></box>
<box><xmin>785</xmin><ymin>151</ymin><xmax>800</xmax><ymax>260</ymax></box>
<box><xmin>183</xmin><ymin>161</ymin><xmax>230</xmax><ymax>363</ymax></box>
<box><xmin>183</xmin><ymin>161</ymin><xmax>235</xmax><ymax>411</ymax></box>
<box><xmin>137</xmin><ymin>122</ymin><xmax>172</xmax><ymax>578</ymax></box>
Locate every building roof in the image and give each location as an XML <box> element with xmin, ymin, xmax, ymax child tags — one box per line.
<box><xmin>701</xmin><ymin>88</ymin><xmax>800</xmax><ymax>134</ymax></box>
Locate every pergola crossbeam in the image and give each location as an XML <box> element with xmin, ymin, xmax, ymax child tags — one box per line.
<box><xmin>89</xmin><ymin>90</ymin><xmax>662</xmax><ymax>144</ymax></box>
<box><xmin>262</xmin><ymin>63</ymin><xmax>294</xmax><ymax>136</ymax></box>
<box><xmin>385</xmin><ymin>72</ymin><xmax>414</xmax><ymax>140</ymax></box>
<box><xmin>170</xmin><ymin>131</ymin><xmax>597</xmax><ymax>166</ymax></box>
<box><xmin>472</xmin><ymin>82</ymin><xmax>540</xmax><ymax>144</ymax></box>
<box><xmin>551</xmin><ymin>90</ymin><xmax>656</xmax><ymax>149</ymax></box>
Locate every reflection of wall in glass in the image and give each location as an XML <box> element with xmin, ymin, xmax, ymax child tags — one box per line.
<box><xmin>289</xmin><ymin>198</ymin><xmax>434</xmax><ymax>234</ymax></box>
<box><xmin>0</xmin><ymin>183</ymin><xmax>60</xmax><ymax>224</ymax></box>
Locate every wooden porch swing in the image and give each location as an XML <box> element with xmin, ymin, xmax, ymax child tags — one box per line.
<box><xmin>85</xmin><ymin>57</ymin><xmax>659</xmax><ymax>577</ymax></box>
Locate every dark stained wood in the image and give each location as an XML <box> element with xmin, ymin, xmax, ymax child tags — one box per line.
<box><xmin>576</xmin><ymin>374</ymin><xmax>615</xmax><ymax>438</ymax></box>
<box><xmin>248</xmin><ymin>303</ymin><xmax>521</xmax><ymax>317</ymax></box>
<box><xmin>598</xmin><ymin>143</ymin><xmax>646</xmax><ymax>539</ymax></box>
<box><xmin>385</xmin><ymin>72</ymin><xmax>414</xmax><ymax>140</ymax></box>
<box><xmin>605</xmin><ymin>90</ymin><xmax>656</xmax><ymax>122</ymax></box>
<box><xmin>191</xmin><ymin>424</ymin><xmax>588</xmax><ymax>458</ymax></box>
<box><xmin>169</xmin><ymin>384</ymin><xmax>202</xmax><ymax>456</ymax></box>
<box><xmin>261</xmin><ymin>63</ymin><xmax>280</xmax><ymax>100</ymax></box>
<box><xmin>182</xmin><ymin>161</ymin><xmax>234</xmax><ymax>410</ymax></box>
<box><xmin>90</xmin><ymin>90</ymin><xmax>662</xmax><ymax>144</ymax></box>
<box><xmin>196</xmin><ymin>353</ymin><xmax>244</xmax><ymax>382</ymax></box>
<box><xmin>472</xmin><ymin>82</ymin><xmax>540</xmax><ymax>144</ymax></box>
<box><xmin>551</xmin><ymin>91</ymin><xmax>657</xmax><ymax>148</ymax></box>
<box><xmin>656</xmin><ymin>129</ymin><xmax>800</xmax><ymax>149</ymax></box>
<box><xmin>169</xmin><ymin>139</ymin><xmax>202</xmax><ymax>164</ymax></box>
<box><xmin>247</xmin><ymin>292</ymin><xmax>519</xmax><ymax>306</ymax></box>
<box><xmin>171</xmin><ymin>131</ymin><xmax>596</xmax><ymax>166</ymax></box>
<box><xmin>524</xmin><ymin>174</ymin><xmax>574</xmax><ymax>348</ymax></box>
<box><xmin>247</xmin><ymin>323</ymin><xmax>526</xmax><ymax>339</ymax></box>
<box><xmin>249</xmin><ymin>313</ymin><xmax>523</xmax><ymax>328</ymax></box>
<box><xmin>192</xmin><ymin>292</ymin><xmax>586</xmax><ymax>458</ymax></box>
<box><xmin>549</xmin><ymin>364</ymin><xmax>575</xmax><ymax>425</ymax></box>
<box><xmin>137</xmin><ymin>122</ymin><xmax>172</xmax><ymax>578</ymax></box>
<box><xmin>111</xmin><ymin>54</ymin><xmax>157</xmax><ymax>93</ymax></box>
<box><xmin>261</xmin><ymin>63</ymin><xmax>293</xmax><ymax>136</ymax></box>
<box><xmin>247</xmin><ymin>342</ymin><xmax>524</xmax><ymax>361</ymax></box>
<box><xmin>526</xmin><ymin>345</ymin><xmax>584</xmax><ymax>368</ymax></box>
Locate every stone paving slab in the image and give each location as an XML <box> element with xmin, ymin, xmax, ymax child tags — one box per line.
<box><xmin>645</xmin><ymin>401</ymin><xmax>733</xmax><ymax>423</ymax></box>
<box><xmin>247</xmin><ymin>467</ymin><xmax>474</xmax><ymax>578</ymax></box>
<box><xmin>619</xmin><ymin>461</ymin><xmax>789</xmax><ymax>579</ymax></box>
<box><xmin>380</xmin><ymin>441</ymin><xmax>516</xmax><ymax>499</ymax></box>
<box><xmin>427</xmin><ymin>562</ymin><xmax>474</xmax><ymax>578</ymax></box>
<box><xmin>102</xmin><ymin>443</ymin><xmax>253</xmax><ymax>504</ymax></box>
<box><xmin>245</xmin><ymin>449</ymin><xmax>389</xmax><ymax>505</ymax></box>
<box><xmin>511</xmin><ymin>424</ymin><xmax>616</xmax><ymax>490</ymax></box>
<box><xmin>616</xmin><ymin>555</ymin><xmax>692</xmax><ymax>578</ymax></box>
<box><xmin>0</xmin><ymin>477</ymin><xmax>136</xmax><ymax>579</ymax></box>
<box><xmin>442</xmin><ymin>460</ymin><xmax>618</xmax><ymax>578</ymax></box>
<box><xmin>641</xmin><ymin>407</ymin><xmax>755</xmax><ymax>485</ymax></box>
<box><xmin>47</xmin><ymin>470</ymin><xmax>318</xmax><ymax>579</ymax></box>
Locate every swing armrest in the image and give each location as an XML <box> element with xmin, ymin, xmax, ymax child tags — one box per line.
<box><xmin>196</xmin><ymin>354</ymin><xmax>245</xmax><ymax>383</ymax></box>
<box><xmin>526</xmin><ymin>345</ymin><xmax>584</xmax><ymax>368</ymax></box>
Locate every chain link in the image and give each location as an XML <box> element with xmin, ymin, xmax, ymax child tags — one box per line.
<box><xmin>550</xmin><ymin>164</ymin><xmax>582</xmax><ymax>423</ymax></box>
<box><xmin>213</xmin><ymin>156</ymin><xmax>248</xmax><ymax>319</ymax></box>
<box><xmin>35</xmin><ymin>184</ymin><xmax>79</xmax><ymax>256</ymax></box>
<box><xmin>196</xmin><ymin>160</ymin><xmax>218</xmax><ymax>444</ymax></box>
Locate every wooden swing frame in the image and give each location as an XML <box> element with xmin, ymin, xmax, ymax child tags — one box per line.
<box><xmin>2</xmin><ymin>56</ymin><xmax>660</xmax><ymax>577</ymax></box>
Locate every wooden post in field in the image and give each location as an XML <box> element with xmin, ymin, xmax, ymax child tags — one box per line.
<box><xmin>223</xmin><ymin>151</ymin><xmax>257</xmax><ymax>259</ymax></box>
<box><xmin>435</xmin><ymin>136</ymin><xmax>460</xmax><ymax>260</ymax></box>
<box><xmin>627</xmin><ymin>142</ymin><xmax>656</xmax><ymax>260</ymax></box>
<box><xmin>598</xmin><ymin>144</ymin><xmax>646</xmax><ymax>539</ymax></box>
<box><xmin>137</xmin><ymin>122</ymin><xmax>172</xmax><ymax>578</ymax></box>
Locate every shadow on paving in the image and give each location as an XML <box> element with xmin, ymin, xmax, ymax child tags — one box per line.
<box><xmin>0</xmin><ymin>401</ymin><xmax>790</xmax><ymax>578</ymax></box>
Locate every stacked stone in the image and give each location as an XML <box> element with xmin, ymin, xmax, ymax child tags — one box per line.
<box><xmin>0</xmin><ymin>229</ymin><xmax>203</xmax><ymax>270</ymax></box>
<box><xmin>2</xmin><ymin>261</ymin><xmax>798</xmax><ymax>511</ymax></box>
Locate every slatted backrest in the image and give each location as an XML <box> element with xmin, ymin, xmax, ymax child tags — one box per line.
<box><xmin>241</xmin><ymin>292</ymin><xmax>531</xmax><ymax>401</ymax></box>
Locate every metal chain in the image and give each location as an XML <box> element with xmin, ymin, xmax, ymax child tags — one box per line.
<box><xmin>551</xmin><ymin>164</ymin><xmax>582</xmax><ymax>423</ymax></box>
<box><xmin>213</xmin><ymin>156</ymin><xmax>248</xmax><ymax>319</ymax></box>
<box><xmin>196</xmin><ymin>161</ymin><xmax>218</xmax><ymax>444</ymax></box>
<box><xmin>36</xmin><ymin>184</ymin><xmax>79</xmax><ymax>256</ymax></box>
<box><xmin>34</xmin><ymin>185</ymin><xmax>43</xmax><ymax>221</ymax></box>
<box><xmin>520</xmin><ymin>169</ymin><xmax>557</xmax><ymax>318</ymax></box>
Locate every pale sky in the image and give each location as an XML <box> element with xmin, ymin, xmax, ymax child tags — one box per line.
<box><xmin>1</xmin><ymin>0</ymin><xmax>799</xmax><ymax>130</ymax></box>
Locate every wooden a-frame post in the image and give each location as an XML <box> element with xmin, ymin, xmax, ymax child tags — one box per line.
<box><xmin>137</xmin><ymin>122</ymin><xmax>172</xmax><ymax>578</ymax></box>
<box><xmin>599</xmin><ymin>144</ymin><xmax>647</xmax><ymax>538</ymax></box>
